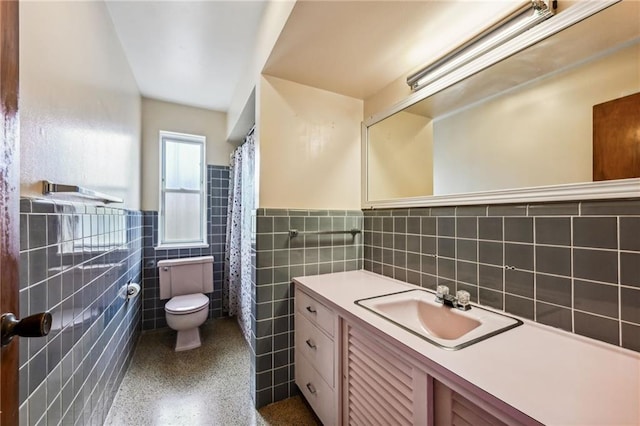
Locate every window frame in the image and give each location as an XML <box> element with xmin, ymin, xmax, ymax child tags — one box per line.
<box><xmin>158</xmin><ymin>130</ymin><xmax>207</xmax><ymax>249</ymax></box>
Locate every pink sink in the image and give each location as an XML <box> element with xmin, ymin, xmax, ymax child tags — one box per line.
<box><xmin>356</xmin><ymin>289</ymin><xmax>522</xmax><ymax>350</ymax></box>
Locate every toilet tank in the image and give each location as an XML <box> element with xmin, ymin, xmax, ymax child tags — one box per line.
<box><xmin>158</xmin><ymin>256</ymin><xmax>214</xmax><ymax>300</ymax></box>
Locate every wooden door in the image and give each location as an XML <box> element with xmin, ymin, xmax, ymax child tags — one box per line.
<box><xmin>0</xmin><ymin>1</ymin><xmax>20</xmax><ymax>425</ymax></box>
<box><xmin>593</xmin><ymin>92</ymin><xmax>640</xmax><ymax>181</ymax></box>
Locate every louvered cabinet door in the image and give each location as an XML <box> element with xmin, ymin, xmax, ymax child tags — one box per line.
<box><xmin>343</xmin><ymin>322</ymin><xmax>428</xmax><ymax>425</ymax></box>
<box><xmin>433</xmin><ymin>379</ymin><xmax>509</xmax><ymax>426</ymax></box>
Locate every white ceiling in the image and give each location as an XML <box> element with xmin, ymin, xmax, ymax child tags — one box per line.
<box><xmin>105</xmin><ymin>0</ymin><xmax>266</xmax><ymax>112</ymax></box>
<box><xmin>105</xmin><ymin>0</ymin><xmax>525</xmax><ymax>113</ymax></box>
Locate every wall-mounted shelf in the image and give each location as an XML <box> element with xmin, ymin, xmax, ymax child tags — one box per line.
<box><xmin>42</xmin><ymin>181</ymin><xmax>123</xmax><ymax>204</ymax></box>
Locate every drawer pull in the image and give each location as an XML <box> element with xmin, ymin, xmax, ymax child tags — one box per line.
<box><xmin>305</xmin><ymin>339</ymin><xmax>317</xmax><ymax>349</ymax></box>
<box><xmin>306</xmin><ymin>382</ymin><xmax>317</xmax><ymax>395</ymax></box>
<box><xmin>306</xmin><ymin>306</ymin><xmax>317</xmax><ymax>314</ymax></box>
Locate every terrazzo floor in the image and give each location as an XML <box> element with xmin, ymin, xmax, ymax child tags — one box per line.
<box><xmin>104</xmin><ymin>317</ymin><xmax>319</xmax><ymax>426</ymax></box>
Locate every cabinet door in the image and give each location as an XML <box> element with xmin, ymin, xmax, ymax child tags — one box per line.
<box><xmin>434</xmin><ymin>379</ymin><xmax>513</xmax><ymax>426</ymax></box>
<box><xmin>343</xmin><ymin>322</ymin><xmax>428</xmax><ymax>426</ymax></box>
<box><xmin>593</xmin><ymin>92</ymin><xmax>640</xmax><ymax>181</ymax></box>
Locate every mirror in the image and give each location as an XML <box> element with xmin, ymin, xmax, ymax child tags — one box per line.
<box><xmin>365</xmin><ymin>1</ymin><xmax>640</xmax><ymax>206</ymax></box>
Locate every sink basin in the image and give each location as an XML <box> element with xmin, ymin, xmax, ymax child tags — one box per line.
<box><xmin>373</xmin><ymin>298</ymin><xmax>482</xmax><ymax>340</ymax></box>
<box><xmin>355</xmin><ymin>289</ymin><xmax>522</xmax><ymax>350</ymax></box>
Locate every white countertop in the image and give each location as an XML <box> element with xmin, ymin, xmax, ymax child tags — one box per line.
<box><xmin>293</xmin><ymin>270</ymin><xmax>640</xmax><ymax>426</ymax></box>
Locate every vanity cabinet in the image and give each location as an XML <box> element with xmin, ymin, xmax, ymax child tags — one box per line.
<box><xmin>293</xmin><ymin>271</ymin><xmax>640</xmax><ymax>425</ymax></box>
<box><xmin>294</xmin><ymin>286</ymin><xmax>538</xmax><ymax>425</ymax></box>
<box><xmin>294</xmin><ymin>290</ymin><xmax>340</xmax><ymax>425</ymax></box>
<box><xmin>341</xmin><ymin>318</ymin><xmax>535</xmax><ymax>426</ymax></box>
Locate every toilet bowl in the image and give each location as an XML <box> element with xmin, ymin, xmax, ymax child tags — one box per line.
<box><xmin>158</xmin><ymin>256</ymin><xmax>214</xmax><ymax>351</ymax></box>
<box><xmin>165</xmin><ymin>293</ymin><xmax>210</xmax><ymax>351</ymax></box>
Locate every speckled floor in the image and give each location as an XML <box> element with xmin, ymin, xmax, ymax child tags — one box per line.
<box><xmin>105</xmin><ymin>317</ymin><xmax>319</xmax><ymax>426</ymax></box>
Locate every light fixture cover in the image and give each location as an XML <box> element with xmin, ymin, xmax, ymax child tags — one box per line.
<box><xmin>407</xmin><ymin>0</ymin><xmax>556</xmax><ymax>92</ymax></box>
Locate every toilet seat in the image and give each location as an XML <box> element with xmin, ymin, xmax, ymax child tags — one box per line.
<box><xmin>165</xmin><ymin>293</ymin><xmax>209</xmax><ymax>315</ymax></box>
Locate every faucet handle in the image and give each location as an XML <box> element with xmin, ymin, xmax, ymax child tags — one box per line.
<box><xmin>436</xmin><ymin>285</ymin><xmax>450</xmax><ymax>299</ymax></box>
<box><xmin>456</xmin><ymin>290</ymin><xmax>471</xmax><ymax>307</ymax></box>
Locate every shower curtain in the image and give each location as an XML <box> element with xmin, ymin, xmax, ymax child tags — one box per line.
<box><xmin>223</xmin><ymin>131</ymin><xmax>255</xmax><ymax>343</ymax></box>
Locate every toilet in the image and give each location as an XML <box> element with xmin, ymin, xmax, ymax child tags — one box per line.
<box><xmin>158</xmin><ymin>256</ymin><xmax>214</xmax><ymax>351</ymax></box>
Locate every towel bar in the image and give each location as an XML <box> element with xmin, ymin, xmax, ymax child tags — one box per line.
<box><xmin>42</xmin><ymin>181</ymin><xmax>123</xmax><ymax>204</ymax></box>
<box><xmin>288</xmin><ymin>229</ymin><xmax>361</xmax><ymax>238</ymax></box>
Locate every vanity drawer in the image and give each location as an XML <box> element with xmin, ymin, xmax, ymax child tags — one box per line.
<box><xmin>296</xmin><ymin>289</ymin><xmax>334</xmax><ymax>337</ymax></box>
<box><xmin>295</xmin><ymin>313</ymin><xmax>334</xmax><ymax>386</ymax></box>
<box><xmin>296</xmin><ymin>352</ymin><xmax>335</xmax><ymax>425</ymax></box>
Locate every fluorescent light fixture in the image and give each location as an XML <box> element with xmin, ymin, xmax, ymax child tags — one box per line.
<box><xmin>407</xmin><ymin>0</ymin><xmax>556</xmax><ymax>91</ymax></box>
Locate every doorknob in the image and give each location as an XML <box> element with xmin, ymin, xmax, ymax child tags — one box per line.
<box><xmin>1</xmin><ymin>312</ymin><xmax>52</xmax><ymax>346</ymax></box>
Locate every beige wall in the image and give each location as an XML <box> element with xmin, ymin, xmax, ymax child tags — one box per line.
<box><xmin>364</xmin><ymin>76</ymin><xmax>412</xmax><ymax>121</ymax></box>
<box><xmin>368</xmin><ymin>111</ymin><xmax>433</xmax><ymax>200</ymax></box>
<box><xmin>227</xmin><ymin>0</ymin><xmax>295</xmax><ymax>143</ymax></box>
<box><xmin>20</xmin><ymin>1</ymin><xmax>141</xmax><ymax>209</ymax></box>
<box><xmin>258</xmin><ymin>75</ymin><xmax>362</xmax><ymax>209</ymax></box>
<box><xmin>433</xmin><ymin>43</ymin><xmax>639</xmax><ymax>194</ymax></box>
<box><xmin>140</xmin><ymin>98</ymin><xmax>231</xmax><ymax>211</ymax></box>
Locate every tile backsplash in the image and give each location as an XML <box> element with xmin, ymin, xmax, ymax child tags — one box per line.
<box><xmin>251</xmin><ymin>208</ymin><xmax>363</xmax><ymax>408</ymax></box>
<box><xmin>140</xmin><ymin>165</ymin><xmax>229</xmax><ymax>330</ymax></box>
<box><xmin>19</xmin><ymin>198</ymin><xmax>142</xmax><ymax>425</ymax></box>
<box><xmin>363</xmin><ymin>200</ymin><xmax>640</xmax><ymax>353</ymax></box>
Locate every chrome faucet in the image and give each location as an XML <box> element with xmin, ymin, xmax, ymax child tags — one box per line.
<box><xmin>435</xmin><ymin>285</ymin><xmax>471</xmax><ymax>311</ymax></box>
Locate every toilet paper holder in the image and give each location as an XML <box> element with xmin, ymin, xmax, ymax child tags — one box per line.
<box><xmin>119</xmin><ymin>280</ymin><xmax>141</xmax><ymax>300</ymax></box>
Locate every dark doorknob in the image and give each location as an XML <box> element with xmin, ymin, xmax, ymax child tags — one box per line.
<box><xmin>1</xmin><ymin>312</ymin><xmax>52</xmax><ymax>346</ymax></box>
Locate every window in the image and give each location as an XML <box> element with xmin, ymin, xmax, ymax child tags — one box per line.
<box><xmin>159</xmin><ymin>131</ymin><xmax>206</xmax><ymax>248</ymax></box>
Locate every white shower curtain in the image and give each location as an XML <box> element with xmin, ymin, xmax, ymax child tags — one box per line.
<box><xmin>224</xmin><ymin>131</ymin><xmax>255</xmax><ymax>343</ymax></box>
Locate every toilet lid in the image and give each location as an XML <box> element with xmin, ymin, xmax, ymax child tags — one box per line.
<box><xmin>165</xmin><ymin>293</ymin><xmax>209</xmax><ymax>314</ymax></box>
